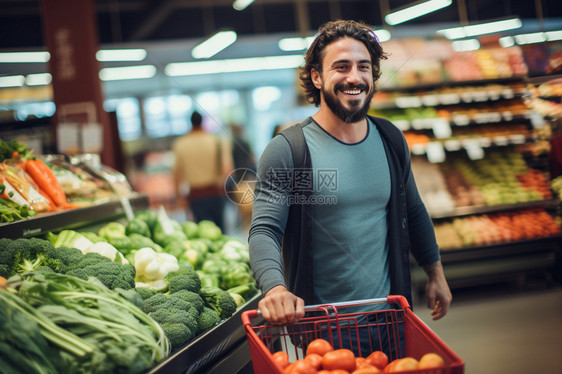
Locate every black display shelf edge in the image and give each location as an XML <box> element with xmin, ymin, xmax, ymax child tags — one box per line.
<box><xmin>0</xmin><ymin>194</ymin><xmax>149</xmax><ymax>239</ymax></box>
<box><xmin>439</xmin><ymin>234</ymin><xmax>562</xmax><ymax>263</ymax></box>
<box><xmin>430</xmin><ymin>199</ymin><xmax>560</xmax><ymax>220</ymax></box>
<box><xmin>148</xmin><ymin>293</ymin><xmax>261</xmax><ymax>374</ymax></box>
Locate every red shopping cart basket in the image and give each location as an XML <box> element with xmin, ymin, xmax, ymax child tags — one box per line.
<box><xmin>241</xmin><ymin>295</ymin><xmax>464</xmax><ymax>373</ymax></box>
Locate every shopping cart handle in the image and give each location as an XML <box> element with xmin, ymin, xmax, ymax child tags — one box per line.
<box><xmin>304</xmin><ymin>296</ymin><xmax>410</xmax><ymax>312</ymax></box>
<box><xmin>242</xmin><ymin>295</ymin><xmax>410</xmax><ymax>324</ymax></box>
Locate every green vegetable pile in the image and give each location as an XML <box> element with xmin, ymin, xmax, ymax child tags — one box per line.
<box><xmin>0</xmin><ymin>237</ymin><xmax>135</xmax><ymax>290</ymax></box>
<box><xmin>131</xmin><ymin>266</ymin><xmax>237</xmax><ymax>351</ymax></box>
<box><xmin>1</xmin><ymin>272</ymin><xmax>169</xmax><ymax>374</ymax></box>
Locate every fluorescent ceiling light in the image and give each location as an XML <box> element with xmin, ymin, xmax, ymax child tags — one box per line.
<box><xmin>499</xmin><ymin>29</ymin><xmax>562</xmax><ymax>47</ymax></box>
<box><xmin>165</xmin><ymin>55</ymin><xmax>304</xmax><ymax>76</ymax></box>
<box><xmin>99</xmin><ymin>65</ymin><xmax>156</xmax><ymax>81</ymax></box>
<box><xmin>374</xmin><ymin>29</ymin><xmax>392</xmax><ymax>43</ymax></box>
<box><xmin>0</xmin><ymin>51</ymin><xmax>50</xmax><ymax>63</ymax></box>
<box><xmin>96</xmin><ymin>49</ymin><xmax>147</xmax><ymax>62</ymax></box>
<box><xmin>437</xmin><ymin>18</ymin><xmax>522</xmax><ymax>39</ymax></box>
<box><xmin>233</xmin><ymin>0</ymin><xmax>255</xmax><ymax>11</ymax></box>
<box><xmin>452</xmin><ymin>39</ymin><xmax>480</xmax><ymax>52</ymax></box>
<box><xmin>278</xmin><ymin>36</ymin><xmax>315</xmax><ymax>51</ymax></box>
<box><xmin>26</xmin><ymin>73</ymin><xmax>52</xmax><ymax>86</ymax></box>
<box><xmin>499</xmin><ymin>36</ymin><xmax>515</xmax><ymax>48</ymax></box>
<box><xmin>0</xmin><ymin>75</ymin><xmax>25</xmax><ymax>88</ymax></box>
<box><xmin>385</xmin><ymin>0</ymin><xmax>452</xmax><ymax>26</ymax></box>
<box><xmin>515</xmin><ymin>32</ymin><xmax>547</xmax><ymax>45</ymax></box>
<box><xmin>192</xmin><ymin>30</ymin><xmax>237</xmax><ymax>59</ymax></box>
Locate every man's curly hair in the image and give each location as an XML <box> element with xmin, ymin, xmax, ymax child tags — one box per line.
<box><xmin>299</xmin><ymin>20</ymin><xmax>388</xmax><ymax>107</ymax></box>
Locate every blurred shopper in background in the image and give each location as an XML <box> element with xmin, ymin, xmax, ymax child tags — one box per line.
<box><xmin>173</xmin><ymin>111</ymin><xmax>233</xmax><ymax>231</ymax></box>
<box><xmin>228</xmin><ymin>123</ymin><xmax>257</xmax><ymax>234</ymax></box>
<box><xmin>249</xmin><ymin>20</ymin><xmax>452</xmax><ymax>326</ymax></box>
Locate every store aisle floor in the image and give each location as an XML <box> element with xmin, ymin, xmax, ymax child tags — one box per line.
<box><xmin>412</xmin><ymin>281</ymin><xmax>562</xmax><ymax>374</ymax></box>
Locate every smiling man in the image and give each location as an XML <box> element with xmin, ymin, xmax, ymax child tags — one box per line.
<box><xmin>249</xmin><ymin>20</ymin><xmax>452</xmax><ymax>333</ymax></box>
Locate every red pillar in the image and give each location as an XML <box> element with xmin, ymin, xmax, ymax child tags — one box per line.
<box><xmin>40</xmin><ymin>0</ymin><xmax>117</xmax><ymax>169</ymax></box>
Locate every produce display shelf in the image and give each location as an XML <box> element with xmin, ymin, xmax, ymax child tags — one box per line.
<box><xmin>380</xmin><ymin>76</ymin><xmax>526</xmax><ymax>93</ymax></box>
<box><xmin>430</xmin><ymin>199</ymin><xmax>560</xmax><ymax>220</ymax></box>
<box><xmin>0</xmin><ymin>193</ymin><xmax>149</xmax><ymax>239</ymax></box>
<box><xmin>149</xmin><ymin>293</ymin><xmax>261</xmax><ymax>374</ymax></box>
<box><xmin>438</xmin><ymin>234</ymin><xmax>562</xmax><ymax>264</ymax></box>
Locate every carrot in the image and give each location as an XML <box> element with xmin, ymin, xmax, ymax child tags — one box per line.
<box><xmin>0</xmin><ymin>276</ymin><xmax>6</xmax><ymax>289</ymax></box>
<box><xmin>24</xmin><ymin>159</ymin><xmax>67</xmax><ymax>207</ymax></box>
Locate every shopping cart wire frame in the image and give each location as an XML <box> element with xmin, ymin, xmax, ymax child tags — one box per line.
<box><xmin>242</xmin><ymin>295</ymin><xmax>464</xmax><ymax>374</ymax></box>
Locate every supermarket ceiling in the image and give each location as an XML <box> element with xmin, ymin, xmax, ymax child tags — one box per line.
<box><xmin>1</xmin><ymin>0</ymin><xmax>562</xmax><ymax>50</ymax></box>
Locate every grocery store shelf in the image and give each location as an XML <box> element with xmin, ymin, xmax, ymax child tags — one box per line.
<box><xmin>380</xmin><ymin>76</ymin><xmax>526</xmax><ymax>93</ymax></box>
<box><xmin>430</xmin><ymin>199</ymin><xmax>560</xmax><ymax>220</ymax></box>
<box><xmin>0</xmin><ymin>194</ymin><xmax>149</xmax><ymax>239</ymax></box>
<box><xmin>438</xmin><ymin>234</ymin><xmax>562</xmax><ymax>263</ymax></box>
<box><xmin>149</xmin><ymin>294</ymin><xmax>260</xmax><ymax>374</ymax></box>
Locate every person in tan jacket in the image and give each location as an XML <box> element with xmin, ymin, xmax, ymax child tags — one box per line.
<box><xmin>173</xmin><ymin>111</ymin><xmax>233</xmax><ymax>230</ymax></box>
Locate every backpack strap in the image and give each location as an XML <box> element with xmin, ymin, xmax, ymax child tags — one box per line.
<box><xmin>278</xmin><ymin>122</ymin><xmax>308</xmax><ymax>169</ymax></box>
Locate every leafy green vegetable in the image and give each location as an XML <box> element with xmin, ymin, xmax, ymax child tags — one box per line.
<box><xmin>12</xmin><ymin>272</ymin><xmax>170</xmax><ymax>372</ymax></box>
<box><xmin>130</xmin><ymin>233</ymin><xmax>162</xmax><ymax>253</ymax></box>
<box><xmin>0</xmin><ymin>289</ymin><xmax>64</xmax><ymax>374</ymax></box>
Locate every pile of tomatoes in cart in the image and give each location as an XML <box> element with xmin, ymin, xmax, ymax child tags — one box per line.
<box><xmin>273</xmin><ymin>338</ymin><xmax>446</xmax><ymax>374</ymax></box>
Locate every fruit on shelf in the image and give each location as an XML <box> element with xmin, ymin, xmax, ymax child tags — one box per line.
<box><xmin>434</xmin><ymin>209</ymin><xmax>561</xmax><ymax>250</ymax></box>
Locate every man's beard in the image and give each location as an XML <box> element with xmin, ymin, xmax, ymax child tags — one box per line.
<box><xmin>322</xmin><ymin>82</ymin><xmax>375</xmax><ymax>124</ymax></box>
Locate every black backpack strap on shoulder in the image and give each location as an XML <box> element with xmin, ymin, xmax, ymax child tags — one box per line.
<box><xmin>368</xmin><ymin>115</ymin><xmax>407</xmax><ymax>172</ymax></box>
<box><xmin>277</xmin><ymin>122</ymin><xmax>308</xmax><ymax>169</ymax></box>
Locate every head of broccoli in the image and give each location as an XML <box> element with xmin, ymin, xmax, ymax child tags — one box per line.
<box><xmin>199</xmin><ymin>286</ymin><xmax>237</xmax><ymax>320</ymax></box>
<box><xmin>169</xmin><ymin>290</ymin><xmax>204</xmax><ymax>314</ymax></box>
<box><xmin>159</xmin><ymin>323</ymin><xmax>192</xmax><ymax>351</ymax></box>
<box><xmin>165</xmin><ymin>267</ymin><xmax>201</xmax><ymax>294</ymax></box>
<box><xmin>197</xmin><ymin>307</ymin><xmax>221</xmax><ymax>333</ymax></box>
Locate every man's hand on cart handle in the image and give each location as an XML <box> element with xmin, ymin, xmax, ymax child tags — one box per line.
<box><xmin>423</xmin><ymin>261</ymin><xmax>453</xmax><ymax>320</ymax></box>
<box><xmin>258</xmin><ymin>285</ymin><xmax>305</xmax><ymax>324</ymax></box>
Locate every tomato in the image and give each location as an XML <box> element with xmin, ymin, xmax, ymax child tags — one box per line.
<box><xmin>304</xmin><ymin>353</ymin><xmax>323</xmax><ymax>370</ymax></box>
<box><xmin>386</xmin><ymin>357</ymin><xmax>418</xmax><ymax>372</ymax></box>
<box><xmin>418</xmin><ymin>353</ymin><xmax>445</xmax><ymax>374</ymax></box>
<box><xmin>330</xmin><ymin>371</ymin><xmax>351</xmax><ymax>374</ymax></box>
<box><xmin>356</xmin><ymin>357</ymin><xmax>368</xmax><ymax>368</ymax></box>
<box><xmin>366</xmin><ymin>351</ymin><xmax>388</xmax><ymax>370</ymax></box>
<box><xmin>352</xmin><ymin>364</ymin><xmax>382</xmax><ymax>373</ymax></box>
<box><xmin>322</xmin><ymin>349</ymin><xmax>357</xmax><ymax>372</ymax></box>
<box><xmin>287</xmin><ymin>359</ymin><xmax>317</xmax><ymax>374</ymax></box>
<box><xmin>272</xmin><ymin>351</ymin><xmax>290</xmax><ymax>370</ymax></box>
<box><xmin>306</xmin><ymin>339</ymin><xmax>334</xmax><ymax>357</ymax></box>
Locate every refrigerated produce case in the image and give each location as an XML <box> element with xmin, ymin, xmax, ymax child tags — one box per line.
<box><xmin>0</xmin><ymin>194</ymin><xmax>258</xmax><ymax>374</ymax></box>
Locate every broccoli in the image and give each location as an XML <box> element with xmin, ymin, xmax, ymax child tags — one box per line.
<box><xmin>141</xmin><ymin>293</ymin><xmax>169</xmax><ymax>314</ymax></box>
<box><xmin>159</xmin><ymin>323</ymin><xmax>192</xmax><ymax>351</ymax></box>
<box><xmin>165</xmin><ymin>267</ymin><xmax>201</xmax><ymax>294</ymax></box>
<box><xmin>198</xmin><ymin>307</ymin><xmax>221</xmax><ymax>333</ymax></box>
<box><xmin>64</xmin><ymin>252</ymin><xmax>136</xmax><ymax>290</ymax></box>
<box><xmin>9</xmin><ymin>238</ymin><xmax>55</xmax><ymax>274</ymax></box>
<box><xmin>169</xmin><ymin>290</ymin><xmax>204</xmax><ymax>313</ymax></box>
<box><xmin>43</xmin><ymin>246</ymin><xmax>84</xmax><ymax>273</ymax></box>
<box><xmin>0</xmin><ymin>238</ymin><xmax>15</xmax><ymax>277</ymax></box>
<box><xmin>148</xmin><ymin>308</ymin><xmax>198</xmax><ymax>336</ymax></box>
<box><xmin>135</xmin><ymin>287</ymin><xmax>157</xmax><ymax>301</ymax></box>
<box><xmin>199</xmin><ymin>286</ymin><xmax>237</xmax><ymax>319</ymax></box>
